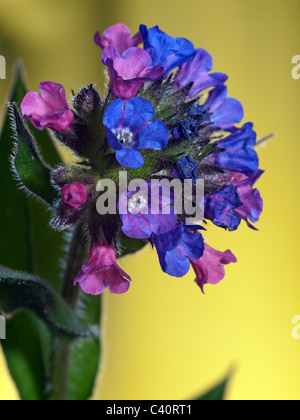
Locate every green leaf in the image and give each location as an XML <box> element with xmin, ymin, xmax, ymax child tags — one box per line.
<box><xmin>67</xmin><ymin>293</ymin><xmax>101</xmax><ymax>400</ymax></box>
<box><xmin>196</xmin><ymin>375</ymin><xmax>231</xmax><ymax>401</ymax></box>
<box><xmin>10</xmin><ymin>103</ymin><xmax>58</xmax><ymax>206</ymax></box>
<box><xmin>0</xmin><ymin>62</ymin><xmax>66</xmax><ymax>400</ymax></box>
<box><xmin>2</xmin><ymin>311</ymin><xmax>50</xmax><ymax>401</ymax></box>
<box><xmin>0</xmin><ymin>62</ymin><xmax>64</xmax><ymax>290</ymax></box>
<box><xmin>0</xmin><ymin>266</ymin><xmax>91</xmax><ymax>338</ymax></box>
<box><xmin>118</xmin><ymin>231</ymin><xmax>147</xmax><ymax>258</ymax></box>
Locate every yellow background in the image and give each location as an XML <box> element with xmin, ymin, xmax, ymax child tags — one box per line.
<box><xmin>0</xmin><ymin>0</ymin><xmax>299</xmax><ymax>400</ymax></box>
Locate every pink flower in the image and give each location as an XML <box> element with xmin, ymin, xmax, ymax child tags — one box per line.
<box><xmin>102</xmin><ymin>46</ymin><xmax>165</xmax><ymax>99</ymax></box>
<box><xmin>61</xmin><ymin>182</ymin><xmax>88</xmax><ymax>210</ymax></box>
<box><xmin>21</xmin><ymin>81</ymin><xmax>74</xmax><ymax>132</ymax></box>
<box><xmin>74</xmin><ymin>243</ymin><xmax>132</xmax><ymax>295</ymax></box>
<box><xmin>232</xmin><ymin>170</ymin><xmax>264</xmax><ymax>230</ymax></box>
<box><xmin>190</xmin><ymin>244</ymin><xmax>237</xmax><ymax>293</ymax></box>
<box><xmin>94</xmin><ymin>23</ymin><xmax>143</xmax><ymax>54</ymax></box>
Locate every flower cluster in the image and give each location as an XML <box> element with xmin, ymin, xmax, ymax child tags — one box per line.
<box><xmin>20</xmin><ymin>23</ymin><xmax>264</xmax><ymax>296</ymax></box>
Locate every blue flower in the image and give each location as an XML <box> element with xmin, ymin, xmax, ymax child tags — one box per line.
<box><xmin>204</xmin><ymin>85</ymin><xmax>244</xmax><ymax>131</ymax></box>
<box><xmin>103</xmin><ymin>97</ymin><xmax>169</xmax><ymax>168</ymax></box>
<box><xmin>151</xmin><ymin>224</ymin><xmax>205</xmax><ymax>277</ymax></box>
<box><xmin>118</xmin><ymin>181</ymin><xmax>178</xmax><ymax>239</ymax></box>
<box><xmin>204</xmin><ymin>185</ymin><xmax>243</xmax><ymax>231</ymax></box>
<box><xmin>173</xmin><ymin>155</ymin><xmax>198</xmax><ymax>183</ymax></box>
<box><xmin>214</xmin><ymin>123</ymin><xmax>259</xmax><ymax>176</ymax></box>
<box><xmin>176</xmin><ymin>48</ymin><xmax>228</xmax><ymax>98</ymax></box>
<box><xmin>140</xmin><ymin>25</ymin><xmax>196</xmax><ymax>78</ymax></box>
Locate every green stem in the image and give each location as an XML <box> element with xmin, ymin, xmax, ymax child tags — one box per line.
<box><xmin>47</xmin><ymin>224</ymin><xmax>86</xmax><ymax>400</ymax></box>
<box><xmin>61</xmin><ymin>225</ymin><xmax>85</xmax><ymax>310</ymax></box>
<box><xmin>47</xmin><ymin>333</ymin><xmax>73</xmax><ymax>400</ymax></box>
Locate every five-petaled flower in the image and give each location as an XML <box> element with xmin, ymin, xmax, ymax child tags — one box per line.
<box><xmin>204</xmin><ymin>185</ymin><xmax>243</xmax><ymax>231</ymax></box>
<box><xmin>191</xmin><ymin>244</ymin><xmax>237</xmax><ymax>294</ymax></box>
<box><xmin>102</xmin><ymin>46</ymin><xmax>164</xmax><ymax>99</ymax></box>
<box><xmin>118</xmin><ymin>181</ymin><xmax>178</xmax><ymax>239</ymax></box>
<box><xmin>94</xmin><ymin>23</ymin><xmax>143</xmax><ymax>54</ymax></box>
<box><xmin>214</xmin><ymin>122</ymin><xmax>259</xmax><ymax>176</ymax></box>
<box><xmin>204</xmin><ymin>85</ymin><xmax>244</xmax><ymax>130</ymax></box>
<box><xmin>151</xmin><ymin>224</ymin><xmax>205</xmax><ymax>278</ymax></box>
<box><xmin>176</xmin><ymin>48</ymin><xmax>228</xmax><ymax>98</ymax></box>
<box><xmin>140</xmin><ymin>24</ymin><xmax>196</xmax><ymax>78</ymax></box>
<box><xmin>21</xmin><ymin>81</ymin><xmax>74</xmax><ymax>131</ymax></box>
<box><xmin>232</xmin><ymin>170</ymin><xmax>264</xmax><ymax>230</ymax></box>
<box><xmin>74</xmin><ymin>242</ymin><xmax>131</xmax><ymax>295</ymax></box>
<box><xmin>103</xmin><ymin>97</ymin><xmax>169</xmax><ymax>168</ymax></box>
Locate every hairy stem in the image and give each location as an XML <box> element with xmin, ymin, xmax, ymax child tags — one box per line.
<box><xmin>47</xmin><ymin>224</ymin><xmax>86</xmax><ymax>400</ymax></box>
<box><xmin>61</xmin><ymin>225</ymin><xmax>85</xmax><ymax>310</ymax></box>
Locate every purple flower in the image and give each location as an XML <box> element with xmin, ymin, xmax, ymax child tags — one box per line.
<box><xmin>103</xmin><ymin>97</ymin><xmax>169</xmax><ymax>168</ymax></box>
<box><xmin>176</xmin><ymin>48</ymin><xmax>228</xmax><ymax>98</ymax></box>
<box><xmin>191</xmin><ymin>244</ymin><xmax>237</xmax><ymax>294</ymax></box>
<box><xmin>94</xmin><ymin>23</ymin><xmax>143</xmax><ymax>54</ymax></box>
<box><xmin>20</xmin><ymin>81</ymin><xmax>74</xmax><ymax>131</ymax></box>
<box><xmin>204</xmin><ymin>185</ymin><xmax>243</xmax><ymax>231</ymax></box>
<box><xmin>152</xmin><ymin>224</ymin><xmax>204</xmax><ymax>277</ymax></box>
<box><xmin>214</xmin><ymin>122</ymin><xmax>259</xmax><ymax>176</ymax></box>
<box><xmin>74</xmin><ymin>242</ymin><xmax>131</xmax><ymax>295</ymax></box>
<box><xmin>61</xmin><ymin>182</ymin><xmax>88</xmax><ymax>210</ymax></box>
<box><xmin>102</xmin><ymin>46</ymin><xmax>164</xmax><ymax>99</ymax></box>
<box><xmin>118</xmin><ymin>181</ymin><xmax>178</xmax><ymax>239</ymax></box>
<box><xmin>140</xmin><ymin>25</ymin><xmax>196</xmax><ymax>77</ymax></box>
<box><xmin>232</xmin><ymin>170</ymin><xmax>264</xmax><ymax>230</ymax></box>
<box><xmin>204</xmin><ymin>85</ymin><xmax>244</xmax><ymax>130</ymax></box>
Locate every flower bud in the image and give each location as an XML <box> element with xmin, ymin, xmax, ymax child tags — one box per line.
<box><xmin>61</xmin><ymin>182</ymin><xmax>88</xmax><ymax>210</ymax></box>
<box><xmin>73</xmin><ymin>85</ymin><xmax>102</xmax><ymax>121</ymax></box>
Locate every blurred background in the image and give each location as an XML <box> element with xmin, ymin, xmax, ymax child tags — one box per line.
<box><xmin>0</xmin><ymin>0</ymin><xmax>299</xmax><ymax>400</ymax></box>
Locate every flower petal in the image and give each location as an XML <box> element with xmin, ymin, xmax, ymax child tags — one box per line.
<box><xmin>116</xmin><ymin>148</ymin><xmax>145</xmax><ymax>168</ymax></box>
<box><xmin>137</xmin><ymin>119</ymin><xmax>169</xmax><ymax>150</ymax></box>
<box><xmin>191</xmin><ymin>244</ymin><xmax>237</xmax><ymax>293</ymax></box>
<box><xmin>215</xmin><ymin>123</ymin><xmax>259</xmax><ymax>176</ymax></box>
<box><xmin>20</xmin><ymin>81</ymin><xmax>73</xmax><ymax>132</ymax></box>
<box><xmin>140</xmin><ymin>25</ymin><xmax>196</xmax><ymax>77</ymax></box>
<box><xmin>94</xmin><ymin>23</ymin><xmax>142</xmax><ymax>54</ymax></box>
